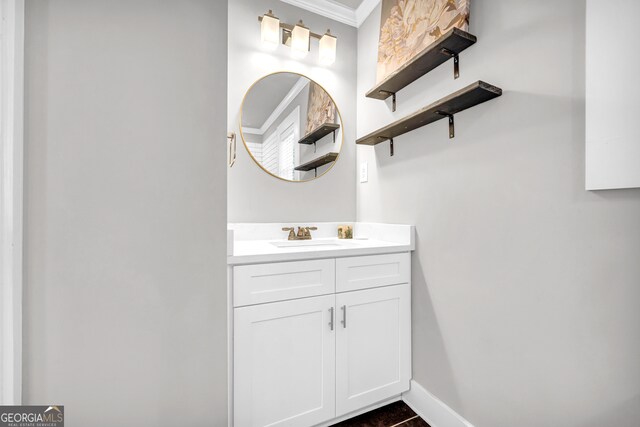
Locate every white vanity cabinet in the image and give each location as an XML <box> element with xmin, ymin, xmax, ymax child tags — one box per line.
<box><xmin>232</xmin><ymin>252</ymin><xmax>411</xmax><ymax>427</ymax></box>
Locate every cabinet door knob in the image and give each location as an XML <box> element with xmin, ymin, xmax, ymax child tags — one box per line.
<box><xmin>341</xmin><ymin>305</ymin><xmax>347</xmax><ymax>328</ymax></box>
<box><xmin>329</xmin><ymin>307</ymin><xmax>334</xmax><ymax>331</ymax></box>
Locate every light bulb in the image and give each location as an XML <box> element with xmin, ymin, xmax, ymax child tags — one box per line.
<box><xmin>319</xmin><ymin>30</ymin><xmax>337</xmax><ymax>65</ymax></box>
<box><xmin>260</xmin><ymin>10</ymin><xmax>280</xmax><ymax>50</ymax></box>
<box><xmin>291</xmin><ymin>21</ymin><xmax>310</xmax><ymax>57</ymax></box>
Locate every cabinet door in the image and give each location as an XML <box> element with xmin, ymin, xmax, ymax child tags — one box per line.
<box><xmin>335</xmin><ymin>284</ymin><xmax>411</xmax><ymax>416</ymax></box>
<box><xmin>234</xmin><ymin>295</ymin><xmax>336</xmax><ymax>427</ymax></box>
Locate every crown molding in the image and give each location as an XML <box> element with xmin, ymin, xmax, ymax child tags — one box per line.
<box><xmin>280</xmin><ymin>0</ymin><xmax>380</xmax><ymax>28</ymax></box>
<box><xmin>355</xmin><ymin>0</ymin><xmax>380</xmax><ymax>27</ymax></box>
<box><xmin>242</xmin><ymin>127</ymin><xmax>262</xmax><ymax>135</ymax></box>
<box><xmin>246</xmin><ymin>77</ymin><xmax>309</xmax><ymax>136</ymax></box>
<box><xmin>280</xmin><ymin>0</ymin><xmax>357</xmax><ymax>27</ymax></box>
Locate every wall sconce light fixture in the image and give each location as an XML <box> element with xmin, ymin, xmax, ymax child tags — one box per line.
<box><xmin>260</xmin><ymin>10</ymin><xmax>280</xmax><ymax>50</ymax></box>
<box><xmin>291</xmin><ymin>21</ymin><xmax>310</xmax><ymax>58</ymax></box>
<box><xmin>319</xmin><ymin>30</ymin><xmax>337</xmax><ymax>65</ymax></box>
<box><xmin>259</xmin><ymin>10</ymin><xmax>337</xmax><ymax>65</ymax></box>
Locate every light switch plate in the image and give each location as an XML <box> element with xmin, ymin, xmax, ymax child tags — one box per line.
<box><xmin>360</xmin><ymin>162</ymin><xmax>368</xmax><ymax>183</ymax></box>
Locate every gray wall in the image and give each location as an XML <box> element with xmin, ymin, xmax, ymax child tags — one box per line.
<box><xmin>23</xmin><ymin>1</ymin><xmax>228</xmax><ymax>426</ymax></box>
<box><xmin>357</xmin><ymin>1</ymin><xmax>640</xmax><ymax>426</ymax></box>
<box><xmin>228</xmin><ymin>0</ymin><xmax>357</xmax><ymax>222</ymax></box>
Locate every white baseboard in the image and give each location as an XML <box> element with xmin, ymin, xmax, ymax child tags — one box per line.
<box><xmin>314</xmin><ymin>395</ymin><xmax>401</xmax><ymax>427</ymax></box>
<box><xmin>402</xmin><ymin>380</ymin><xmax>473</xmax><ymax>427</ymax></box>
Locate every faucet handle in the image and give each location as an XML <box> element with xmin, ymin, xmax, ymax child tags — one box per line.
<box><xmin>302</xmin><ymin>226</ymin><xmax>317</xmax><ymax>239</ymax></box>
<box><xmin>282</xmin><ymin>227</ymin><xmax>296</xmax><ymax>240</ymax></box>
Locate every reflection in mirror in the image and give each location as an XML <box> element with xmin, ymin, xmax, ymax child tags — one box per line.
<box><xmin>240</xmin><ymin>72</ymin><xmax>342</xmax><ymax>182</ymax></box>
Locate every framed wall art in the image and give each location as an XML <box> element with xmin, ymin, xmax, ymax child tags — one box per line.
<box><xmin>377</xmin><ymin>0</ymin><xmax>470</xmax><ymax>83</ymax></box>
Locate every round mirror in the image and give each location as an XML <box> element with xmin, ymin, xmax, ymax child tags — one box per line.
<box><xmin>240</xmin><ymin>72</ymin><xmax>343</xmax><ymax>182</ymax></box>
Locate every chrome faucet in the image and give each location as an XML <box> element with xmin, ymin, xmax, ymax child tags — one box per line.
<box><xmin>282</xmin><ymin>226</ymin><xmax>318</xmax><ymax>240</ymax></box>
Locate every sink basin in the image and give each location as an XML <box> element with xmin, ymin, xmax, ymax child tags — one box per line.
<box><xmin>270</xmin><ymin>240</ymin><xmax>343</xmax><ymax>248</ymax></box>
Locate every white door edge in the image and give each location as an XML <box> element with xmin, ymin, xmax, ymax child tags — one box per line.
<box><xmin>0</xmin><ymin>0</ymin><xmax>24</xmax><ymax>406</ymax></box>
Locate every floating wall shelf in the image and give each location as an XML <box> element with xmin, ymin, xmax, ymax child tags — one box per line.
<box><xmin>356</xmin><ymin>81</ymin><xmax>502</xmax><ymax>156</ymax></box>
<box><xmin>294</xmin><ymin>152</ymin><xmax>339</xmax><ymax>177</ymax></box>
<box><xmin>298</xmin><ymin>123</ymin><xmax>340</xmax><ymax>145</ymax></box>
<box><xmin>366</xmin><ymin>28</ymin><xmax>477</xmax><ymax>111</ymax></box>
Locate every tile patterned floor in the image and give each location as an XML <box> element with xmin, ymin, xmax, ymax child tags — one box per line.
<box><xmin>330</xmin><ymin>401</ymin><xmax>430</xmax><ymax>427</ymax></box>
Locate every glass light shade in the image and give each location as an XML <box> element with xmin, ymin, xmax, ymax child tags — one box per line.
<box><xmin>291</xmin><ymin>23</ymin><xmax>310</xmax><ymax>57</ymax></box>
<box><xmin>260</xmin><ymin>12</ymin><xmax>280</xmax><ymax>49</ymax></box>
<box><xmin>319</xmin><ymin>32</ymin><xmax>337</xmax><ymax>65</ymax></box>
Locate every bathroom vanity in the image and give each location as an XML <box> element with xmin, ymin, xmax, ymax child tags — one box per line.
<box><xmin>228</xmin><ymin>223</ymin><xmax>415</xmax><ymax>427</ymax></box>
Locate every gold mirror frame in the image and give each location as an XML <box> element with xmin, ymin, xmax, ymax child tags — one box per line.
<box><xmin>238</xmin><ymin>71</ymin><xmax>344</xmax><ymax>183</ymax></box>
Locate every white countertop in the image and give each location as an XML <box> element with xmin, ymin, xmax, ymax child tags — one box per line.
<box><xmin>227</xmin><ymin>222</ymin><xmax>414</xmax><ymax>265</ymax></box>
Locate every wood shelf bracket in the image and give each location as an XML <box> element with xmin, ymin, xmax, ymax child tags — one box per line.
<box><xmin>436</xmin><ymin>111</ymin><xmax>455</xmax><ymax>139</ymax></box>
<box><xmin>298</xmin><ymin>123</ymin><xmax>341</xmax><ymax>145</ymax></box>
<box><xmin>439</xmin><ymin>48</ymin><xmax>460</xmax><ymax>79</ymax></box>
<box><xmin>379</xmin><ymin>90</ymin><xmax>397</xmax><ymax>112</ymax></box>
